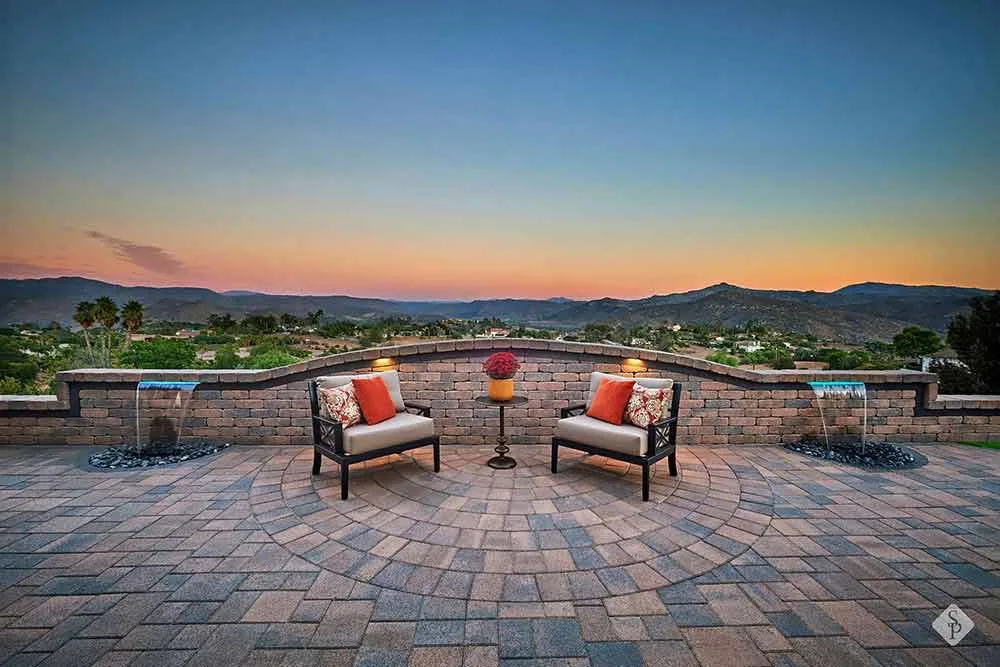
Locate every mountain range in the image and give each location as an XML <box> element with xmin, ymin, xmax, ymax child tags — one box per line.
<box><xmin>0</xmin><ymin>277</ymin><xmax>992</xmax><ymax>343</ymax></box>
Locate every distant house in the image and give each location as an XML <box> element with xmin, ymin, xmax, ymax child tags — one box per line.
<box><xmin>920</xmin><ymin>348</ymin><xmax>965</xmax><ymax>373</ymax></box>
<box><xmin>630</xmin><ymin>337</ymin><xmax>651</xmax><ymax>347</ymax></box>
<box><xmin>486</xmin><ymin>328</ymin><xmax>510</xmax><ymax>338</ymax></box>
<box><xmin>237</xmin><ymin>347</ymin><xmax>252</xmax><ymax>359</ymax></box>
<box><xmin>129</xmin><ymin>333</ymin><xmax>153</xmax><ymax>342</ymax></box>
<box><xmin>175</xmin><ymin>329</ymin><xmax>199</xmax><ymax>339</ymax></box>
<box><xmin>196</xmin><ymin>350</ymin><xmax>216</xmax><ymax>362</ymax></box>
<box><xmin>670</xmin><ymin>324</ymin><xmax>681</xmax><ymax>332</ymax></box>
<box><xmin>735</xmin><ymin>340</ymin><xmax>763</xmax><ymax>353</ymax></box>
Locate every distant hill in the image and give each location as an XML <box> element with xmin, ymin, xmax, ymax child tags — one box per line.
<box><xmin>0</xmin><ymin>277</ymin><xmax>992</xmax><ymax>343</ymax></box>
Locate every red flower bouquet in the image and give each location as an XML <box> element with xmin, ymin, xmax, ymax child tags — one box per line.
<box><xmin>482</xmin><ymin>352</ymin><xmax>520</xmax><ymax>379</ymax></box>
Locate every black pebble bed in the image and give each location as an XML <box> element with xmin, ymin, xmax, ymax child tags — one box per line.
<box><xmin>784</xmin><ymin>439</ymin><xmax>928</xmax><ymax>470</ymax></box>
<box><xmin>89</xmin><ymin>442</ymin><xmax>230</xmax><ymax>469</ymax></box>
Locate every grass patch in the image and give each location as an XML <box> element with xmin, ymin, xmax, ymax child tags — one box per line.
<box><xmin>960</xmin><ymin>440</ymin><xmax>1000</xmax><ymax>450</ymax></box>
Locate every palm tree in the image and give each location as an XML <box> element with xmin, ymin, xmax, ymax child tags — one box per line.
<box><xmin>93</xmin><ymin>297</ymin><xmax>119</xmax><ymax>367</ymax></box>
<box><xmin>121</xmin><ymin>300</ymin><xmax>144</xmax><ymax>349</ymax></box>
<box><xmin>73</xmin><ymin>301</ymin><xmax>97</xmax><ymax>365</ymax></box>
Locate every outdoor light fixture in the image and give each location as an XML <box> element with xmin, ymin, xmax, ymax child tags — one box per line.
<box><xmin>371</xmin><ymin>357</ymin><xmax>395</xmax><ymax>369</ymax></box>
<box><xmin>622</xmin><ymin>358</ymin><xmax>645</xmax><ymax>376</ymax></box>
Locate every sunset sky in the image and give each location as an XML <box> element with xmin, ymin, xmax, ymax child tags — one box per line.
<box><xmin>1</xmin><ymin>1</ymin><xmax>998</xmax><ymax>299</ymax></box>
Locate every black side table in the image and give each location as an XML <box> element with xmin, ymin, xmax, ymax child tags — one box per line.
<box><xmin>474</xmin><ymin>395</ymin><xmax>528</xmax><ymax>469</ymax></box>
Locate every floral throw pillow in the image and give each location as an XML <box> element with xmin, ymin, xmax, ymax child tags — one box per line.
<box><xmin>624</xmin><ymin>384</ymin><xmax>673</xmax><ymax>428</ymax></box>
<box><xmin>317</xmin><ymin>384</ymin><xmax>362</xmax><ymax>428</ymax></box>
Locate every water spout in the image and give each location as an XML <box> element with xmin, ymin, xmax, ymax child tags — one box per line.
<box><xmin>135</xmin><ymin>381</ymin><xmax>199</xmax><ymax>456</ymax></box>
<box><xmin>808</xmin><ymin>381</ymin><xmax>867</xmax><ymax>454</ymax></box>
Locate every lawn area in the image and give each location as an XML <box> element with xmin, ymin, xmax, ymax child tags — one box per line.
<box><xmin>961</xmin><ymin>440</ymin><xmax>1000</xmax><ymax>450</ymax></box>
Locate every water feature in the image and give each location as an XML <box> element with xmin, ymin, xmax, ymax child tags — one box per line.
<box><xmin>782</xmin><ymin>380</ymin><xmax>926</xmax><ymax>470</ymax></box>
<box><xmin>89</xmin><ymin>379</ymin><xmax>229</xmax><ymax>469</ymax></box>
<box><xmin>808</xmin><ymin>381</ymin><xmax>867</xmax><ymax>454</ymax></box>
<box><xmin>135</xmin><ymin>380</ymin><xmax>199</xmax><ymax>456</ymax></box>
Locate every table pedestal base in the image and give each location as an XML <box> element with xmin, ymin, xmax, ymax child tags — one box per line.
<box><xmin>475</xmin><ymin>397</ymin><xmax>525</xmax><ymax>471</ymax></box>
<box><xmin>487</xmin><ymin>452</ymin><xmax>517</xmax><ymax>469</ymax></box>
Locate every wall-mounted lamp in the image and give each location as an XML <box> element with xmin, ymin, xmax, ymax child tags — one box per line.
<box><xmin>622</xmin><ymin>358</ymin><xmax>646</xmax><ymax>376</ymax></box>
<box><xmin>371</xmin><ymin>357</ymin><xmax>395</xmax><ymax>370</ymax></box>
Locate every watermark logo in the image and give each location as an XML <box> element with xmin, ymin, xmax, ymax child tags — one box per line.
<box><xmin>933</xmin><ymin>604</ymin><xmax>974</xmax><ymax>646</ymax></box>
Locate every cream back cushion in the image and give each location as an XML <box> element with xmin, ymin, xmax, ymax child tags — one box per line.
<box><xmin>315</xmin><ymin>370</ymin><xmax>406</xmax><ymax>412</ymax></box>
<box><xmin>585</xmin><ymin>372</ymin><xmax>674</xmax><ymax>419</ymax></box>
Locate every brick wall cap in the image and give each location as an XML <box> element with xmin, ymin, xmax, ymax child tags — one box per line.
<box><xmin>15</xmin><ymin>339</ymin><xmax>959</xmax><ymax>406</ymax></box>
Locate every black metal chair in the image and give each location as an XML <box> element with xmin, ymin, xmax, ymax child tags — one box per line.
<box><xmin>551</xmin><ymin>380</ymin><xmax>681</xmax><ymax>501</ymax></box>
<box><xmin>308</xmin><ymin>379</ymin><xmax>440</xmax><ymax>499</ymax></box>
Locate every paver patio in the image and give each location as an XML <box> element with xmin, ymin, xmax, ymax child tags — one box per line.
<box><xmin>1</xmin><ymin>443</ymin><xmax>998</xmax><ymax>666</ymax></box>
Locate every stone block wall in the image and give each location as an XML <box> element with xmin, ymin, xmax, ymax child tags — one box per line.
<box><xmin>1</xmin><ymin>340</ymin><xmax>998</xmax><ymax>447</ymax></box>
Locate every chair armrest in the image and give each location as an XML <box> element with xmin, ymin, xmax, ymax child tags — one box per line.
<box><xmin>312</xmin><ymin>415</ymin><xmax>345</xmax><ymax>454</ymax></box>
<box><xmin>561</xmin><ymin>403</ymin><xmax>587</xmax><ymax>418</ymax></box>
<box><xmin>404</xmin><ymin>400</ymin><xmax>432</xmax><ymax>417</ymax></box>
<box><xmin>647</xmin><ymin>416</ymin><xmax>677</xmax><ymax>451</ymax></box>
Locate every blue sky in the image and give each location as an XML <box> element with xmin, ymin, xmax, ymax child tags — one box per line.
<box><xmin>2</xmin><ymin>1</ymin><xmax>998</xmax><ymax>297</ymax></box>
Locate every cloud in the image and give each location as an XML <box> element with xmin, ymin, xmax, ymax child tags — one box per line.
<box><xmin>87</xmin><ymin>231</ymin><xmax>186</xmax><ymax>275</ymax></box>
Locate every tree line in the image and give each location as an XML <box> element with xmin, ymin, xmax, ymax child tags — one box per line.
<box><xmin>73</xmin><ymin>298</ymin><xmax>144</xmax><ymax>366</ymax></box>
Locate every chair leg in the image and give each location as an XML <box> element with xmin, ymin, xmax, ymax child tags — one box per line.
<box><xmin>668</xmin><ymin>451</ymin><xmax>678</xmax><ymax>477</ymax></box>
<box><xmin>312</xmin><ymin>448</ymin><xmax>322</xmax><ymax>475</ymax></box>
<box><xmin>340</xmin><ymin>463</ymin><xmax>349</xmax><ymax>500</ymax></box>
<box><xmin>551</xmin><ymin>441</ymin><xmax>558</xmax><ymax>473</ymax></box>
<box><xmin>642</xmin><ymin>463</ymin><xmax>650</xmax><ymax>501</ymax></box>
<box><xmin>433</xmin><ymin>441</ymin><xmax>440</xmax><ymax>472</ymax></box>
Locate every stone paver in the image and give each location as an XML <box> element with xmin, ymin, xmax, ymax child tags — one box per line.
<box><xmin>0</xmin><ymin>443</ymin><xmax>998</xmax><ymax>665</ymax></box>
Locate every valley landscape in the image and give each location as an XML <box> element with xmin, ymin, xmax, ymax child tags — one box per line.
<box><xmin>0</xmin><ymin>276</ymin><xmax>987</xmax><ymax>342</ymax></box>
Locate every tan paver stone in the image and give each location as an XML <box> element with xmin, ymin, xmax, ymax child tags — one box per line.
<box><xmin>610</xmin><ymin>615</ymin><xmax>649</xmax><ymax>640</ymax></box>
<box><xmin>744</xmin><ymin>624</ymin><xmax>792</xmax><ymax>652</ymax></box>
<box><xmin>699</xmin><ymin>584</ymin><xmax>770</xmax><ymax>625</ymax></box>
<box><xmin>789</xmin><ymin>636</ymin><xmax>880</xmax><ymax>667</ymax></box>
<box><xmin>860</xmin><ymin>580</ymin><xmax>934</xmax><ymax>609</ymax></box>
<box><xmin>410</xmin><ymin>646</ymin><xmax>464</xmax><ymax>667</ymax></box>
<box><xmin>604</xmin><ymin>591</ymin><xmax>666</xmax><ymax>616</ymax></box>
<box><xmin>637</xmin><ymin>640</ymin><xmax>701</xmax><ymax>667</ymax></box>
<box><xmin>683</xmin><ymin>628</ymin><xmax>770</xmax><ymax>667</ymax></box>
<box><xmin>817</xmin><ymin>601</ymin><xmax>907</xmax><ymax>648</ymax></box>
<box><xmin>463</xmin><ymin>645</ymin><xmax>499</xmax><ymax>667</ymax></box>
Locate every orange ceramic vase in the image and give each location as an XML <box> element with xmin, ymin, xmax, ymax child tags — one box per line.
<box><xmin>487</xmin><ymin>378</ymin><xmax>514</xmax><ymax>401</ymax></box>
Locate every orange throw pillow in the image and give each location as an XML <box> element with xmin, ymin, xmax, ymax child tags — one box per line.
<box><xmin>351</xmin><ymin>376</ymin><xmax>396</xmax><ymax>425</ymax></box>
<box><xmin>586</xmin><ymin>378</ymin><xmax>636</xmax><ymax>425</ymax></box>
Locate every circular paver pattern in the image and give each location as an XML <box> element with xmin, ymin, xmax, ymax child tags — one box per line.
<box><xmin>250</xmin><ymin>445</ymin><xmax>774</xmax><ymax>603</ymax></box>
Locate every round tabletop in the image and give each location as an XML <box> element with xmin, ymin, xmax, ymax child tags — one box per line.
<box><xmin>474</xmin><ymin>395</ymin><xmax>528</xmax><ymax>407</ymax></box>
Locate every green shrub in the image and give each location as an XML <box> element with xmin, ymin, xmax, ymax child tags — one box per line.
<box><xmin>120</xmin><ymin>338</ymin><xmax>197</xmax><ymax>369</ymax></box>
<box><xmin>193</xmin><ymin>332</ymin><xmax>235</xmax><ymax>345</ymax></box>
<box><xmin>0</xmin><ymin>338</ymin><xmax>40</xmax><ymax>381</ymax></box>
<box><xmin>243</xmin><ymin>349</ymin><xmax>301</xmax><ymax>369</ymax></box>
<box><xmin>893</xmin><ymin>326</ymin><xmax>942</xmax><ymax>358</ymax></box>
<box><xmin>771</xmin><ymin>354</ymin><xmax>796</xmax><ymax>370</ymax></box>
<box><xmin>0</xmin><ymin>376</ymin><xmax>40</xmax><ymax>395</ymax></box>
<box><xmin>932</xmin><ymin>361</ymin><xmax>981</xmax><ymax>394</ymax></box>
<box><xmin>706</xmin><ymin>351</ymin><xmax>740</xmax><ymax>367</ymax></box>
<box><xmin>212</xmin><ymin>346</ymin><xmax>242</xmax><ymax>369</ymax></box>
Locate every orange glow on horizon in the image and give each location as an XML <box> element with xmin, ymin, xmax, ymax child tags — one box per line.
<box><xmin>1</xmin><ymin>221</ymin><xmax>998</xmax><ymax>299</ymax></box>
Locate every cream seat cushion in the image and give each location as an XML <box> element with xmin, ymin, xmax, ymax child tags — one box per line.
<box><xmin>555</xmin><ymin>415</ymin><xmax>649</xmax><ymax>456</ymax></box>
<box><xmin>343</xmin><ymin>412</ymin><xmax>435</xmax><ymax>455</ymax></box>
<box><xmin>316</xmin><ymin>371</ymin><xmax>406</xmax><ymax>412</ymax></box>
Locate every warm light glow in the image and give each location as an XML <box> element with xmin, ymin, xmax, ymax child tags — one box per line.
<box><xmin>371</xmin><ymin>358</ymin><xmax>395</xmax><ymax>369</ymax></box>
<box><xmin>622</xmin><ymin>358</ymin><xmax>646</xmax><ymax>372</ymax></box>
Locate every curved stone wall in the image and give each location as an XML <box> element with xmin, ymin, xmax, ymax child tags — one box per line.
<box><xmin>0</xmin><ymin>339</ymin><xmax>997</xmax><ymax>446</ymax></box>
